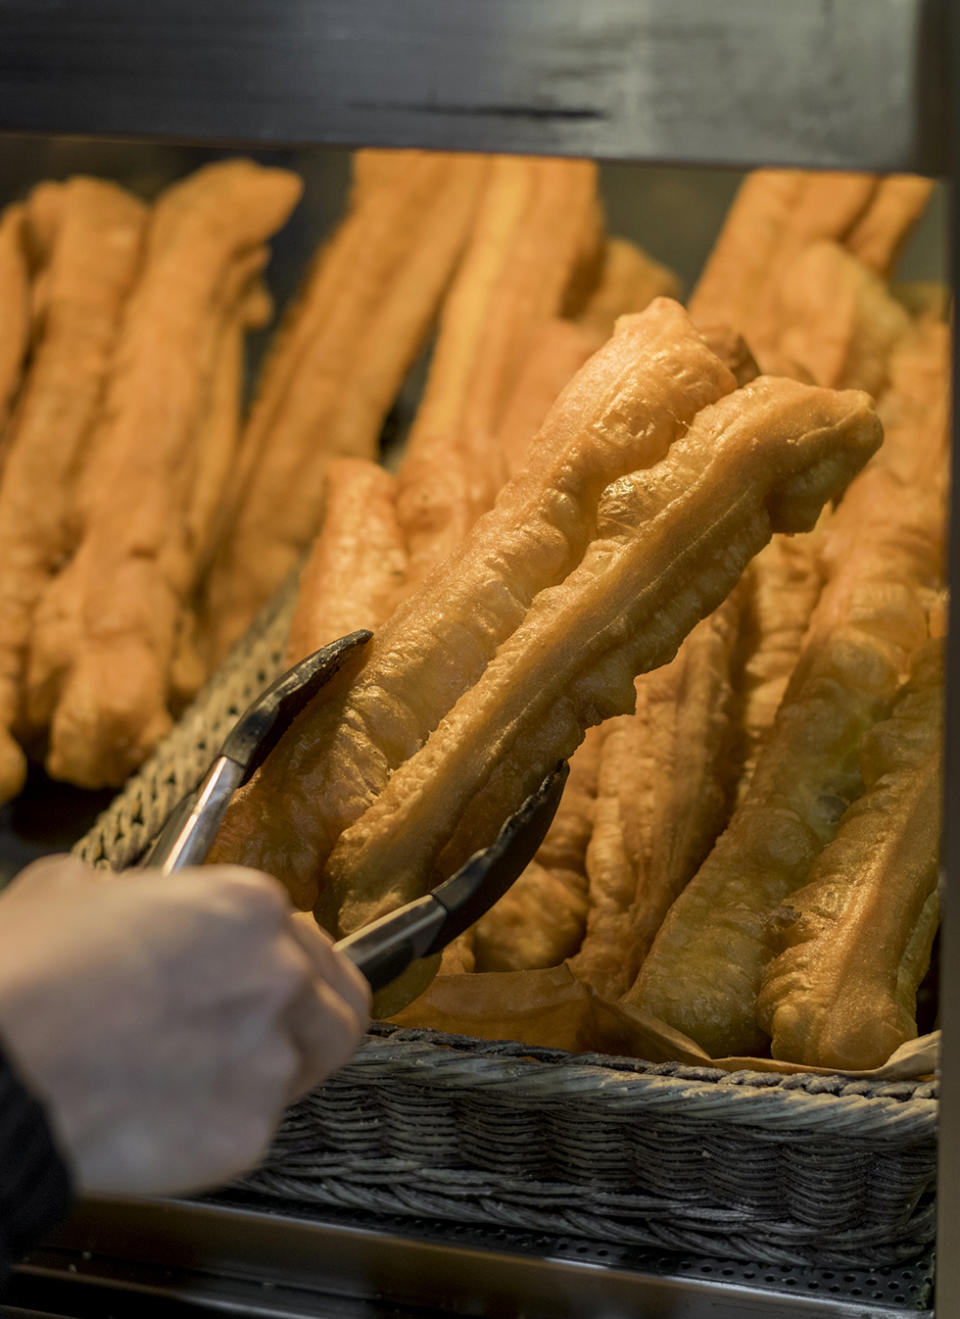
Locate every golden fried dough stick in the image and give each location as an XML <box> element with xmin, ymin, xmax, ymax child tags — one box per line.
<box><xmin>286</xmin><ymin>458</ymin><xmax>408</xmax><ymax>668</ymax></box>
<box><xmin>0</xmin><ymin>204</ymin><xmax>29</xmax><ymax>449</ymax></box>
<box><xmin>209</xmin><ymin>301</ymin><xmax>738</xmax><ymax>908</ymax></box>
<box><xmin>734</xmin><ymin>527</ymin><xmax>826</xmax><ymax>802</ymax></box>
<box><xmin>28</xmin><ymin>161</ymin><xmax>301</xmax><ymax>789</ymax></box>
<box><xmin>876</xmin><ymin>320</ymin><xmax>950</xmax><ymax>488</ymax></box>
<box><xmin>169</xmin><ymin>280</ymin><xmax>269</xmax><ymax>709</ymax></box>
<box><xmin>473</xmin><ymin>860</ymin><xmax>589</xmax><ymax>974</ymax></box>
<box><xmin>567</xmin><ymin>590</ymin><xmax>743</xmax><ymax>999</ymax></box>
<box><xmin>204</xmin><ymin>151</ymin><xmax>484</xmax><ymax>660</ymax></box>
<box><xmin>688</xmin><ymin>171</ymin><xmax>878</xmax><ymax>337</ymax></box>
<box><xmin>472</xmin><ymin>726</ymin><xmax>602</xmax><ymax>972</ymax></box>
<box><xmin>497</xmin><ymin>319</ymin><xmax>601</xmax><ymax>478</ymax></box>
<box><xmin>577</xmin><ymin>237</ymin><xmax>681</xmax><ymax>340</ymax></box>
<box><xmin>0</xmin><ymin>179</ymin><xmax>147</xmax><ymax>803</ymax></box>
<box><xmin>396</xmin><ymin>156</ymin><xmax>603</xmax><ymax>581</ymax></box>
<box><xmin>758</xmin><ymin>639</ymin><xmax>942</xmax><ymax>1070</ymax></box>
<box><xmin>629</xmin><ymin>397</ymin><xmax>945</xmax><ymax>1058</ymax></box>
<box><xmin>567</xmin><ymin>703</ymin><xmax>655</xmax><ymax>998</ymax></box>
<box><xmin>773</xmin><ymin>242</ymin><xmax>911</xmax><ymax>396</ymax></box>
<box><xmin>637</xmin><ymin>591</ymin><xmax>744</xmax><ymax>952</ymax></box>
<box><xmin>845</xmin><ymin>175</ymin><xmax>936</xmax><ymax>279</ymax></box>
<box><xmin>323</xmin><ymin>377</ymin><xmax>880</xmax><ymax>943</ymax></box>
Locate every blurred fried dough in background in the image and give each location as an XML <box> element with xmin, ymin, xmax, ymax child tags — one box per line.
<box><xmin>0</xmin><ymin>203</ymin><xmax>28</xmax><ymax>454</ymax></box>
<box><xmin>25</xmin><ymin>161</ymin><xmax>301</xmax><ymax>789</ymax></box>
<box><xmin>202</xmin><ymin>151</ymin><xmax>487</xmax><ymax>660</ymax></box>
<box><xmin>0</xmin><ymin>179</ymin><xmax>148</xmax><ymax>802</ymax></box>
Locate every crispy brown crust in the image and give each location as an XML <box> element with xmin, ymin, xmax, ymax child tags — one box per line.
<box><xmin>323</xmin><ymin>377</ymin><xmax>879</xmax><ymax>948</ymax></box>
<box><xmin>0</xmin><ymin>179</ymin><xmax>147</xmax><ymax>803</ymax></box>
<box><xmin>209</xmin><ymin>302</ymin><xmax>738</xmax><ymax>912</ymax></box>
<box><xmin>629</xmin><ymin>329</ymin><xmax>947</xmax><ymax>1057</ymax></box>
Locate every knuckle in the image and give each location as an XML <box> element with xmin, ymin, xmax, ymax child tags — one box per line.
<box><xmin>203</xmin><ymin>867</ymin><xmax>291</xmax><ymax>922</ymax></box>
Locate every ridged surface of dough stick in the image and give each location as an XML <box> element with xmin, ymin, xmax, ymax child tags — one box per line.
<box><xmin>758</xmin><ymin>640</ymin><xmax>942</xmax><ymax>1070</ymax></box>
<box><xmin>634</xmin><ymin>589</ymin><xmax>744</xmax><ymax>966</ymax></box>
<box><xmin>629</xmin><ymin>427</ymin><xmax>945</xmax><ymax>1056</ymax></box>
<box><xmin>0</xmin><ymin>203</ymin><xmax>29</xmax><ymax>451</ymax></box>
<box><xmin>0</xmin><ymin>179</ymin><xmax>147</xmax><ymax>803</ymax></box>
<box><xmin>567</xmin><ymin>700</ymin><xmax>655</xmax><ymax>998</ymax></box>
<box><xmin>734</xmin><ymin>527</ymin><xmax>826</xmax><ymax>803</ymax></box>
<box><xmin>324</xmin><ymin>377</ymin><xmax>880</xmax><ymax>940</ymax></box>
<box><xmin>209</xmin><ymin>301</ymin><xmax>738</xmax><ymax>910</ymax></box>
<box><xmin>29</xmin><ymin>161</ymin><xmax>301</xmax><ymax>788</ymax></box>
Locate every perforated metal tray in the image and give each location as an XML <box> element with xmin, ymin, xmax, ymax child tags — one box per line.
<box><xmin>12</xmin><ymin>1193</ymin><xmax>935</xmax><ymax>1317</ymax></box>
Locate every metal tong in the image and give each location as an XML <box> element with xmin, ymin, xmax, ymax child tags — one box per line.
<box><xmin>144</xmin><ymin>631</ymin><xmax>568</xmax><ymax>991</ymax></box>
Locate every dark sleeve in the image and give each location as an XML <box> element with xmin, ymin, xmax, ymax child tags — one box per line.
<box><xmin>0</xmin><ymin>1044</ymin><xmax>73</xmax><ymax>1280</ymax></box>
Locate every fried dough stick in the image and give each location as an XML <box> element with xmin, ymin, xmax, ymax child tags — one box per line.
<box><xmin>396</xmin><ymin>156</ymin><xmax>602</xmax><ymax>582</ymax></box>
<box><xmin>204</xmin><ymin>151</ymin><xmax>486</xmax><ymax>660</ymax></box>
<box><xmin>28</xmin><ymin>161</ymin><xmax>301</xmax><ymax>789</ymax></box>
<box><xmin>324</xmin><ymin>377</ymin><xmax>880</xmax><ymax>943</ymax></box>
<box><xmin>734</xmin><ymin>528</ymin><xmax>826</xmax><ymax>802</ymax></box>
<box><xmin>688</xmin><ymin>171</ymin><xmax>878</xmax><ymax>338</ymax></box>
<box><xmin>757</xmin><ymin>639</ymin><xmax>942</xmax><ymax>1070</ymax></box>
<box><xmin>0</xmin><ymin>180</ymin><xmax>147</xmax><ymax>802</ymax></box>
<box><xmin>169</xmin><ymin>279</ymin><xmax>273</xmax><ymax>708</ymax></box>
<box><xmin>210</xmin><ymin>301</ymin><xmax>738</xmax><ymax>909</ymax></box>
<box><xmin>0</xmin><ymin>203</ymin><xmax>29</xmax><ymax>450</ymax></box>
<box><xmin>497</xmin><ymin>320</ymin><xmax>601</xmax><ymax>478</ymax></box>
<box><xmin>559</xmin><ymin>586</ymin><xmax>743</xmax><ymax>999</ymax></box>
<box><xmin>472</xmin><ymin>725</ymin><xmax>602</xmax><ymax>972</ymax></box>
<box><xmin>773</xmin><ymin>242</ymin><xmax>911</xmax><ymax>396</ymax></box>
<box><xmin>689</xmin><ymin>170</ymin><xmax>931</xmax><ymax>361</ymax></box>
<box><xmin>286</xmin><ymin>458</ymin><xmax>408</xmax><ymax>666</ymax></box>
<box><xmin>629</xmin><ymin>349</ymin><xmax>946</xmax><ymax>1056</ymax></box>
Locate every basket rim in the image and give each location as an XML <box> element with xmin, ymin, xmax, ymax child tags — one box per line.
<box><xmin>329</xmin><ymin>1024</ymin><xmax>937</xmax><ymax>1138</ymax></box>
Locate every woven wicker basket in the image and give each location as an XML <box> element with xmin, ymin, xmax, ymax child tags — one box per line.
<box><xmin>73</xmin><ymin>587</ymin><xmax>939</xmax><ymax>1268</ymax></box>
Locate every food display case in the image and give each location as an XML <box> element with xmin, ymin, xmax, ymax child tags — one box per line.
<box><xmin>0</xmin><ymin>1</ymin><xmax>954</xmax><ymax>1315</ymax></box>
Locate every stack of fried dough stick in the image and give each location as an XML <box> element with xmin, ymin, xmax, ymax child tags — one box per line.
<box><xmin>0</xmin><ymin>161</ymin><xmax>306</xmax><ymax>799</ymax></box>
<box><xmin>213</xmin><ymin>198</ymin><xmax>885</xmax><ymax>1031</ymax></box>
<box><xmin>213</xmin><ymin>165</ymin><xmax>944</xmax><ymax>1074</ymax></box>
<box><xmin>0</xmin><ymin>149</ymin><xmax>494</xmax><ymax>802</ymax></box>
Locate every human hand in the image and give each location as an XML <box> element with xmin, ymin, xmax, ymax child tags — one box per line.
<box><xmin>0</xmin><ymin>856</ymin><xmax>370</xmax><ymax>1196</ymax></box>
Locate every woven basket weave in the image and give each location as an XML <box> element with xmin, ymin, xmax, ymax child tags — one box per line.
<box><xmin>73</xmin><ymin>588</ymin><xmax>939</xmax><ymax>1267</ymax></box>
